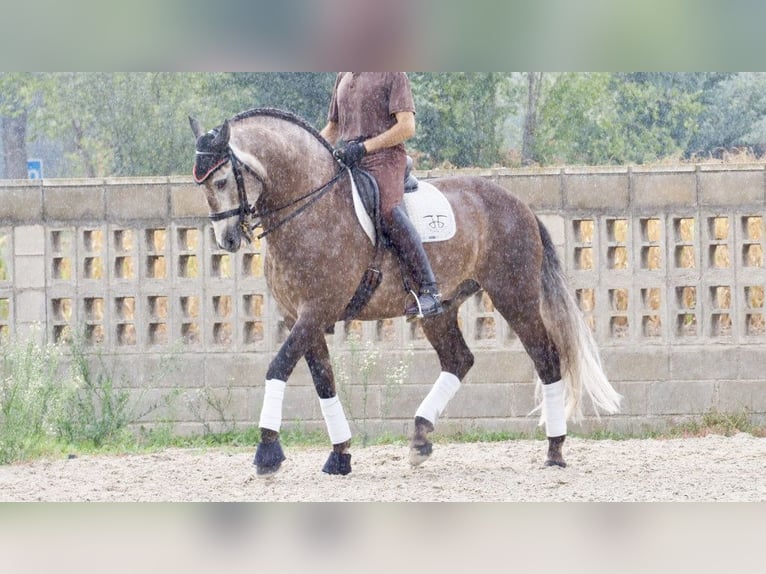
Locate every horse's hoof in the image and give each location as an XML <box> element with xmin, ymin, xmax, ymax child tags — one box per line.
<box><xmin>256</xmin><ymin>462</ymin><xmax>283</xmax><ymax>476</ymax></box>
<box><xmin>254</xmin><ymin>440</ymin><xmax>286</xmax><ymax>476</ymax></box>
<box><xmin>544</xmin><ymin>458</ymin><xmax>567</xmax><ymax>468</ymax></box>
<box><xmin>409</xmin><ymin>442</ymin><xmax>433</xmax><ymax>467</ymax></box>
<box><xmin>322</xmin><ymin>451</ymin><xmax>352</xmax><ymax>475</ymax></box>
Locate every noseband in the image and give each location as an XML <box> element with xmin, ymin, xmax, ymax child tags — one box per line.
<box><xmin>196</xmin><ymin>148</ymin><xmax>257</xmax><ymax>242</ymax></box>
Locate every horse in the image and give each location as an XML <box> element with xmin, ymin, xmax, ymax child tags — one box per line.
<box><xmin>189</xmin><ymin>107</ymin><xmax>621</xmax><ymax>476</ymax></box>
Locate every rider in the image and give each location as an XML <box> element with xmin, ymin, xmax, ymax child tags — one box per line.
<box><xmin>320</xmin><ymin>72</ymin><xmax>443</xmax><ymax>319</ymax></box>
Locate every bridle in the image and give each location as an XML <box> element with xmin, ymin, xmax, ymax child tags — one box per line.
<box><xmin>198</xmin><ymin>147</ymin><xmax>347</xmax><ymax>242</ymax></box>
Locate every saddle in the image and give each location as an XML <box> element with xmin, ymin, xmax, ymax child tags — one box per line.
<box><xmin>336</xmin><ymin>158</ymin><xmax>420</xmax><ymax>325</ymax></box>
<box><xmin>352</xmin><ymin>156</ymin><xmax>419</xmax><ymax>225</ymax></box>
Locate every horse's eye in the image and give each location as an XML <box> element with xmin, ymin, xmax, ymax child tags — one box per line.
<box><xmin>214</xmin><ymin>179</ymin><xmax>227</xmax><ymax>191</ymax></box>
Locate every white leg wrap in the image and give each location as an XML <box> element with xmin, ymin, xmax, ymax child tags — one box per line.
<box><xmin>415</xmin><ymin>371</ymin><xmax>461</xmax><ymax>425</ymax></box>
<box><xmin>320</xmin><ymin>395</ymin><xmax>352</xmax><ymax>445</ymax></box>
<box><xmin>258</xmin><ymin>379</ymin><xmax>286</xmax><ymax>432</ymax></box>
<box><xmin>542</xmin><ymin>380</ymin><xmax>567</xmax><ymax>437</ymax></box>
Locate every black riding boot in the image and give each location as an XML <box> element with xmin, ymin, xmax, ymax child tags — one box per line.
<box><xmin>383</xmin><ymin>205</ymin><xmax>443</xmax><ymax>320</ymax></box>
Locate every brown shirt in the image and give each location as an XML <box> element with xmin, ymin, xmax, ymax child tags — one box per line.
<box><xmin>328</xmin><ymin>72</ymin><xmax>415</xmax><ymax>144</ymax></box>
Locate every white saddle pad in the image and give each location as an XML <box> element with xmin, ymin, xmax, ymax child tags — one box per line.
<box><xmin>402</xmin><ymin>180</ymin><xmax>457</xmax><ymax>243</ymax></box>
<box><xmin>351</xmin><ymin>171</ymin><xmax>456</xmax><ymax>245</ymax></box>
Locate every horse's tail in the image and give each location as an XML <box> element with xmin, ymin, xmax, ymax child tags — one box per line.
<box><xmin>536</xmin><ymin>217</ymin><xmax>622</xmax><ymax>422</ymax></box>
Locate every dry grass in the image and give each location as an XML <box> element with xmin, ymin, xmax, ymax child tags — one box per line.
<box><xmin>668</xmin><ymin>409</ymin><xmax>766</xmax><ymax>439</ymax></box>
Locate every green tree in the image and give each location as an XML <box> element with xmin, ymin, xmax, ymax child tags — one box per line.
<box><xmin>410</xmin><ymin>72</ymin><xmax>519</xmax><ymax>168</ymax></box>
<box><xmin>534</xmin><ymin>73</ymin><xmax>619</xmax><ymax>165</ymax></box>
<box><xmin>6</xmin><ymin>72</ymin><xmax>761</xmax><ymax>178</ymax></box>
<box><xmin>686</xmin><ymin>72</ymin><xmax>766</xmax><ymax>157</ymax></box>
<box><xmin>26</xmin><ymin>73</ymin><xmax>333</xmax><ymax>177</ymax></box>
<box><xmin>521</xmin><ymin>72</ymin><xmax>544</xmax><ymax>166</ymax></box>
<box><xmin>34</xmin><ymin>73</ymin><xmax>221</xmax><ymax>177</ymax></box>
<box><xmin>0</xmin><ymin>73</ymin><xmax>45</xmax><ymax>178</ymax></box>
<box><xmin>219</xmin><ymin>72</ymin><xmax>336</xmax><ymax>127</ymax></box>
<box><xmin>535</xmin><ymin>72</ymin><xmax>707</xmax><ymax>165</ymax></box>
<box><xmin>611</xmin><ymin>72</ymin><xmax>705</xmax><ymax>163</ymax></box>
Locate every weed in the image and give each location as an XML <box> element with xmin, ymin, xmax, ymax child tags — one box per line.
<box><xmin>334</xmin><ymin>336</ymin><xmax>411</xmax><ymax>447</ymax></box>
<box><xmin>184</xmin><ymin>381</ymin><xmax>237</xmax><ymax>436</ymax></box>
<box><xmin>334</xmin><ymin>336</ymin><xmax>377</xmax><ymax>446</ymax></box>
<box><xmin>441</xmin><ymin>427</ymin><xmax>540</xmax><ymax>444</ymax></box>
<box><xmin>281</xmin><ymin>425</ymin><xmax>330</xmax><ymax>446</ymax></box>
<box><xmin>666</xmin><ymin>408</ymin><xmax>761</xmax><ymax>438</ymax></box>
<box><xmin>58</xmin><ymin>335</ymin><xmax>181</xmax><ymax>448</ymax></box>
<box><xmin>0</xmin><ymin>330</ymin><xmax>69</xmax><ymax>464</ymax></box>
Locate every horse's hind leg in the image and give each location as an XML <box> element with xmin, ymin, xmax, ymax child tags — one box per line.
<box><xmin>411</xmin><ymin>300</ymin><xmax>475</xmax><ymax>466</ymax></box>
<box><xmin>489</xmin><ymin>291</ymin><xmax>567</xmax><ymax>467</ymax></box>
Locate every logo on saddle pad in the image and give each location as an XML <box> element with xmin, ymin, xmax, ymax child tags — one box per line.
<box><xmin>350</xmin><ymin>172</ymin><xmax>456</xmax><ymax>244</ymax></box>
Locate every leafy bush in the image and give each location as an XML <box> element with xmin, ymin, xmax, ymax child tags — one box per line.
<box><xmin>0</xmin><ymin>333</ymin><xmax>69</xmax><ymax>464</ymax></box>
<box><xmin>0</xmin><ymin>330</ymin><xmax>181</xmax><ymax>463</ymax></box>
<box><xmin>57</xmin><ymin>336</ymin><xmax>180</xmax><ymax>448</ymax></box>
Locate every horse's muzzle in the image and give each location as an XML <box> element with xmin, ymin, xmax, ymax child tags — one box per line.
<box><xmin>218</xmin><ymin>227</ymin><xmax>242</xmax><ymax>252</ymax></box>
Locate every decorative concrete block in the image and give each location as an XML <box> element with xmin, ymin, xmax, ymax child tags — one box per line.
<box><xmin>44</xmin><ymin>182</ymin><xmax>106</xmax><ymax>221</ymax></box>
<box><xmin>13</xmin><ymin>256</ymin><xmax>46</xmax><ymax>289</ymax></box>
<box><xmin>698</xmin><ymin>167</ymin><xmax>765</xmax><ymax>206</ymax></box>
<box><xmin>447</xmin><ymin>383</ymin><xmax>513</xmax><ymax>418</ymax></box>
<box><xmin>602</xmin><ymin>348</ymin><xmax>670</xmax><ymax>382</ymax></box>
<box><xmin>14</xmin><ymin>290</ymin><xmax>46</xmax><ymax>323</ymax></box>
<box><xmin>669</xmin><ymin>347</ymin><xmax>739</xmax><ymax>381</ymax></box>
<box><xmin>107</xmin><ymin>179</ymin><xmax>169</xmax><ymax>220</ymax></box>
<box><xmin>498</xmin><ymin>172</ymin><xmax>563</xmax><ymax>210</ymax></box>
<box><xmin>632</xmin><ymin>169</ymin><xmax>697</xmax><ymax>208</ymax></box>
<box><xmin>0</xmin><ymin>184</ymin><xmax>42</xmax><ymax>222</ymax></box>
<box><xmin>565</xmin><ymin>171</ymin><xmax>630</xmax><ymax>211</ymax></box>
<box><xmin>13</xmin><ymin>225</ymin><xmax>45</xmax><ymax>256</ymax></box>
<box><xmin>717</xmin><ymin>379</ymin><xmax>766</xmax><ymax>413</ymax></box>
<box><xmin>647</xmin><ymin>380</ymin><xmax>717</xmax><ymax>415</ymax></box>
<box><xmin>170</xmin><ymin>179</ymin><xmax>209</xmax><ymax>218</ymax></box>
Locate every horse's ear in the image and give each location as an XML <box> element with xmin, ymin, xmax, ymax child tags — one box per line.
<box><xmin>189</xmin><ymin>116</ymin><xmax>203</xmax><ymax>139</ymax></box>
<box><xmin>213</xmin><ymin>121</ymin><xmax>231</xmax><ymax>147</ymax></box>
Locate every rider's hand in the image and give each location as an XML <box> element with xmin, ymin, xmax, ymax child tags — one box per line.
<box><xmin>333</xmin><ymin>140</ymin><xmax>366</xmax><ymax>168</ymax></box>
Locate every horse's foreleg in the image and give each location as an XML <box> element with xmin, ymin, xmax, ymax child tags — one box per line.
<box><xmin>305</xmin><ymin>340</ymin><xmax>352</xmax><ymax>475</ymax></box>
<box><xmin>411</xmin><ymin>309</ymin><xmax>474</xmax><ymax>467</ymax></box>
<box><xmin>254</xmin><ymin>314</ymin><xmax>325</xmax><ymax>476</ymax></box>
<box><xmin>255</xmin><ymin>379</ymin><xmax>288</xmax><ymax>475</ymax></box>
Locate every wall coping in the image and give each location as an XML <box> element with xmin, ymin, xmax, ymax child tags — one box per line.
<box><xmin>2</xmin><ymin>162</ymin><xmax>764</xmax><ymax>187</ymax></box>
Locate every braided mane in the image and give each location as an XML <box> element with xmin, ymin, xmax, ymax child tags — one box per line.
<box><xmin>229</xmin><ymin>107</ymin><xmax>335</xmax><ymax>155</ymax></box>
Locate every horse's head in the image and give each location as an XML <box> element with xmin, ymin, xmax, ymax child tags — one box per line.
<box><xmin>191</xmin><ymin>109</ymin><xmax>342</xmax><ymax>253</ymax></box>
<box><xmin>190</xmin><ymin>116</ymin><xmax>257</xmax><ymax>252</ymax></box>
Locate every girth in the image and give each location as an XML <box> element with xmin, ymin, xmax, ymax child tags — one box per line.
<box><xmin>337</xmin><ymin>166</ymin><xmax>385</xmax><ymax>324</ymax></box>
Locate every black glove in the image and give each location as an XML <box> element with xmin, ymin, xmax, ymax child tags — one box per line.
<box><xmin>333</xmin><ymin>140</ymin><xmax>367</xmax><ymax>168</ymax></box>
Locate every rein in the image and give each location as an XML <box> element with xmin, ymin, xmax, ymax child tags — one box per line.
<box><xmin>195</xmin><ymin>108</ymin><xmax>385</xmax><ymax>324</ymax></box>
<box><xmin>207</xmin><ymin>148</ymin><xmax>346</xmax><ymax>241</ymax></box>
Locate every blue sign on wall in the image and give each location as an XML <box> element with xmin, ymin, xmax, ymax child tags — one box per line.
<box><xmin>27</xmin><ymin>159</ymin><xmax>43</xmax><ymax>180</ymax></box>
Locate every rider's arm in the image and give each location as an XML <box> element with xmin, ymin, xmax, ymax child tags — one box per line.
<box><xmin>362</xmin><ymin>111</ymin><xmax>415</xmax><ymax>154</ymax></box>
<box><xmin>320</xmin><ymin>121</ymin><xmax>340</xmax><ymax>146</ymax></box>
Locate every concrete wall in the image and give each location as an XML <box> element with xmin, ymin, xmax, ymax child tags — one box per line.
<box><xmin>1</xmin><ymin>164</ymin><xmax>765</xmax><ymax>437</ymax></box>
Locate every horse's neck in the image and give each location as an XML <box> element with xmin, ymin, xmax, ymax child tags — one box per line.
<box><xmin>235</xmin><ymin>119</ymin><xmax>337</xmax><ymax>202</ymax></box>
<box><xmin>234</xmin><ymin>119</ymin><xmax>350</xmax><ymax>242</ymax></box>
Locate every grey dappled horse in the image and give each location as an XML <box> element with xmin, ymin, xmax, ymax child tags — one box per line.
<box><xmin>190</xmin><ymin>108</ymin><xmax>621</xmax><ymax>476</ymax></box>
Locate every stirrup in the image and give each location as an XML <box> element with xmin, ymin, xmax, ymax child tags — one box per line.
<box><xmin>405</xmin><ymin>289</ymin><xmax>443</xmax><ymax>321</ymax></box>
